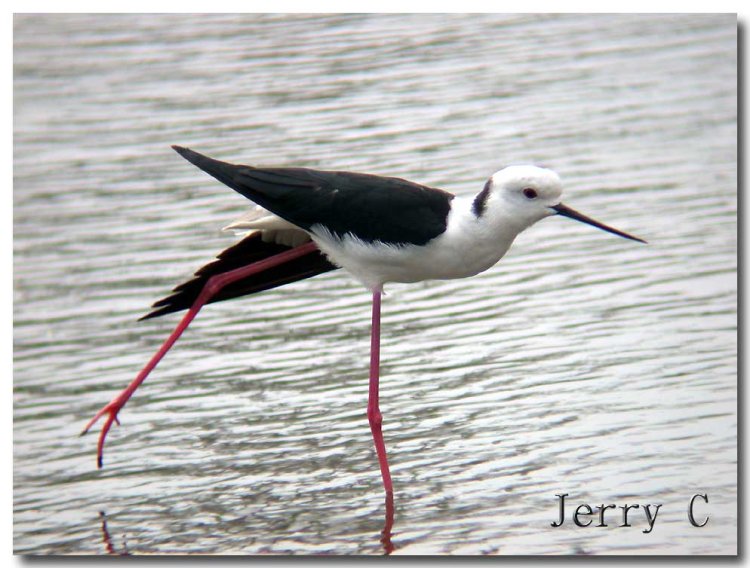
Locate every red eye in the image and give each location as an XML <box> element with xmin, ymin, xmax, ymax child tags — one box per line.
<box><xmin>523</xmin><ymin>188</ymin><xmax>538</xmax><ymax>199</ymax></box>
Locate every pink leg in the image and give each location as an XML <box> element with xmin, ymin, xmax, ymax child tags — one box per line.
<box><xmin>81</xmin><ymin>241</ymin><xmax>319</xmax><ymax>468</ymax></box>
<box><xmin>367</xmin><ymin>289</ymin><xmax>393</xmax><ymax>495</ymax></box>
<box><xmin>381</xmin><ymin>491</ymin><xmax>395</xmax><ymax>554</ymax></box>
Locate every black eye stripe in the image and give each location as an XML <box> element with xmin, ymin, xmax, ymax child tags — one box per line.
<box><xmin>523</xmin><ymin>188</ymin><xmax>538</xmax><ymax>199</ymax></box>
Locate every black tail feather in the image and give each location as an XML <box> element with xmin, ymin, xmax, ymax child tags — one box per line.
<box><xmin>141</xmin><ymin>232</ymin><xmax>338</xmax><ymax>320</ymax></box>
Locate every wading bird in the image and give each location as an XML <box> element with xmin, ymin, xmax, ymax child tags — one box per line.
<box><xmin>83</xmin><ymin>146</ymin><xmax>645</xmax><ymax>497</ymax></box>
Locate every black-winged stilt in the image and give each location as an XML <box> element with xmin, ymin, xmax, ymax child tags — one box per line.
<box><xmin>82</xmin><ymin>146</ymin><xmax>645</xmax><ymax>497</ymax></box>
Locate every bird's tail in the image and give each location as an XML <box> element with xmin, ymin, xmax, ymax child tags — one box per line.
<box><xmin>141</xmin><ymin>232</ymin><xmax>338</xmax><ymax>320</ymax></box>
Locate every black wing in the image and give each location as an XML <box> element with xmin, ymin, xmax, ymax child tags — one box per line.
<box><xmin>141</xmin><ymin>232</ymin><xmax>338</xmax><ymax>320</ymax></box>
<box><xmin>172</xmin><ymin>146</ymin><xmax>454</xmax><ymax>246</ymax></box>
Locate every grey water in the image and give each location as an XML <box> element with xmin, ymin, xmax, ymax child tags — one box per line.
<box><xmin>13</xmin><ymin>13</ymin><xmax>736</xmax><ymax>555</ymax></box>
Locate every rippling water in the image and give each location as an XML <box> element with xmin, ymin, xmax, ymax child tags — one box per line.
<box><xmin>14</xmin><ymin>13</ymin><xmax>736</xmax><ymax>555</ymax></box>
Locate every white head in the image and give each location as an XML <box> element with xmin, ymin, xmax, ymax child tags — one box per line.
<box><xmin>484</xmin><ymin>165</ymin><xmax>562</xmax><ymax>227</ymax></box>
<box><xmin>476</xmin><ymin>165</ymin><xmax>645</xmax><ymax>242</ymax></box>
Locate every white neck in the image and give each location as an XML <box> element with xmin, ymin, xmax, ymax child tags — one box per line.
<box><xmin>433</xmin><ymin>195</ymin><xmax>526</xmax><ymax>275</ymax></box>
<box><xmin>310</xmin><ymin>194</ymin><xmax>535</xmax><ymax>291</ymax></box>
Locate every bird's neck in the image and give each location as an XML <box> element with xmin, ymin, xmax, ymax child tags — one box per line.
<box><xmin>456</xmin><ymin>194</ymin><xmax>528</xmax><ymax>240</ymax></box>
<box><xmin>436</xmin><ymin>196</ymin><xmax>524</xmax><ymax>276</ymax></box>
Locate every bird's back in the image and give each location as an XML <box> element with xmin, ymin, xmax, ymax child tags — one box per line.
<box><xmin>173</xmin><ymin>146</ymin><xmax>455</xmax><ymax>246</ymax></box>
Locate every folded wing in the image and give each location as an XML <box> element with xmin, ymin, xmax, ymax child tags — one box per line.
<box><xmin>172</xmin><ymin>146</ymin><xmax>455</xmax><ymax>246</ymax></box>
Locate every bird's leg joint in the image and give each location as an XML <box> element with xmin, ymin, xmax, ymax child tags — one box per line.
<box><xmin>201</xmin><ymin>273</ymin><xmax>230</xmax><ymax>302</ymax></box>
<box><xmin>367</xmin><ymin>406</ymin><xmax>383</xmax><ymax>428</ymax></box>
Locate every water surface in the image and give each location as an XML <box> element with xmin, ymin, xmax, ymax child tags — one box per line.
<box><xmin>14</xmin><ymin>13</ymin><xmax>736</xmax><ymax>555</ymax></box>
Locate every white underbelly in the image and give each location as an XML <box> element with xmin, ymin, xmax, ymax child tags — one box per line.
<box><xmin>311</xmin><ymin>227</ymin><xmax>513</xmax><ymax>290</ymax></box>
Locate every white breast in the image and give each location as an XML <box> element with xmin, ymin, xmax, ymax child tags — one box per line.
<box><xmin>309</xmin><ymin>196</ymin><xmax>518</xmax><ymax>291</ymax></box>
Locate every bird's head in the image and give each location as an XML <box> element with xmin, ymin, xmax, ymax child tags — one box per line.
<box><xmin>487</xmin><ymin>165</ymin><xmax>563</xmax><ymax>226</ymax></box>
<box><xmin>483</xmin><ymin>165</ymin><xmax>645</xmax><ymax>243</ymax></box>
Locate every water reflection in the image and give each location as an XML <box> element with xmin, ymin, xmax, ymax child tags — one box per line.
<box><xmin>97</xmin><ymin>497</ymin><xmax>394</xmax><ymax>555</ymax></box>
<box><xmin>99</xmin><ymin>511</ymin><xmax>129</xmax><ymax>556</ymax></box>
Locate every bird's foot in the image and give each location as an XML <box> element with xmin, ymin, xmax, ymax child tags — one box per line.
<box><xmin>80</xmin><ymin>394</ymin><xmax>128</xmax><ymax>469</ymax></box>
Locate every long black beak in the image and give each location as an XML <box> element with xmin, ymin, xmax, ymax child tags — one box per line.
<box><xmin>552</xmin><ymin>203</ymin><xmax>646</xmax><ymax>244</ymax></box>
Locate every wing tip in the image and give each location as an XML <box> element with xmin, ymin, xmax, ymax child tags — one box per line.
<box><xmin>140</xmin><ymin>300</ymin><xmax>183</xmax><ymax>320</ymax></box>
<box><xmin>138</xmin><ymin>309</ymin><xmax>161</xmax><ymax>321</ymax></box>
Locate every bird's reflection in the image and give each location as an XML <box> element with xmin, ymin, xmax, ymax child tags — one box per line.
<box><xmin>99</xmin><ymin>499</ymin><xmax>394</xmax><ymax>554</ymax></box>
<box><xmin>99</xmin><ymin>511</ymin><xmax>129</xmax><ymax>555</ymax></box>
<box><xmin>381</xmin><ymin>492</ymin><xmax>395</xmax><ymax>555</ymax></box>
